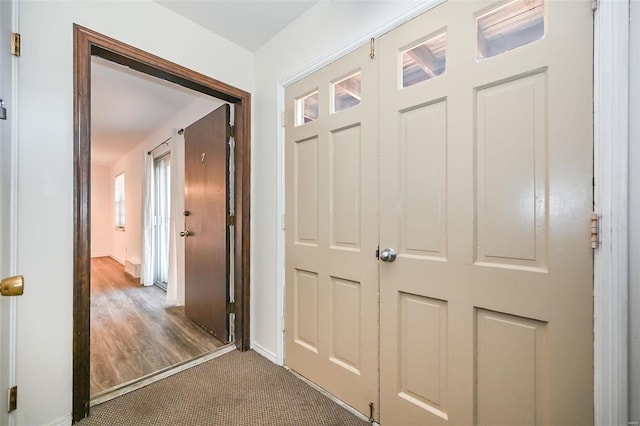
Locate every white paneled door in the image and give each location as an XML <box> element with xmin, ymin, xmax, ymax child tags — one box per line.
<box><xmin>286</xmin><ymin>1</ymin><xmax>594</xmax><ymax>424</ymax></box>
<box><xmin>285</xmin><ymin>43</ymin><xmax>379</xmax><ymax>417</ymax></box>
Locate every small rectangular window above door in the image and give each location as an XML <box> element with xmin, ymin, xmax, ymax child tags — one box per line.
<box><xmin>295</xmin><ymin>90</ymin><xmax>319</xmax><ymax>126</ymax></box>
<box><xmin>332</xmin><ymin>71</ymin><xmax>362</xmax><ymax>113</ymax></box>
<box><xmin>401</xmin><ymin>29</ymin><xmax>447</xmax><ymax>88</ymax></box>
<box><xmin>476</xmin><ymin>0</ymin><xmax>545</xmax><ymax>60</ymax></box>
<box><xmin>114</xmin><ymin>172</ymin><xmax>125</xmax><ymax>229</ymax></box>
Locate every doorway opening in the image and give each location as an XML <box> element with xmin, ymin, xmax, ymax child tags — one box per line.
<box><xmin>89</xmin><ymin>54</ymin><xmax>234</xmax><ymax>398</ymax></box>
<box><xmin>74</xmin><ymin>25</ymin><xmax>251</xmax><ymax>423</ymax></box>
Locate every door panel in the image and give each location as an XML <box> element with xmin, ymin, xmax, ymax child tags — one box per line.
<box><xmin>476</xmin><ymin>73</ymin><xmax>546</xmax><ymax>267</ymax></box>
<box><xmin>285</xmin><ymin>43</ymin><xmax>379</xmax><ymax>417</ymax></box>
<box><xmin>379</xmin><ymin>1</ymin><xmax>593</xmax><ymax>425</ymax></box>
<box><xmin>184</xmin><ymin>104</ymin><xmax>230</xmax><ymax>342</ymax></box>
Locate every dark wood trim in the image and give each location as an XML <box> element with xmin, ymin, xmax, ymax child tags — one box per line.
<box><xmin>72</xmin><ymin>25</ymin><xmax>92</xmax><ymax>423</ymax></box>
<box><xmin>234</xmin><ymin>97</ymin><xmax>251</xmax><ymax>351</ymax></box>
<box><xmin>73</xmin><ymin>24</ymin><xmax>251</xmax><ymax>423</ymax></box>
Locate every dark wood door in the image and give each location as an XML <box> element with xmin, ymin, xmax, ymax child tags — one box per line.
<box><xmin>184</xmin><ymin>104</ymin><xmax>230</xmax><ymax>342</ymax></box>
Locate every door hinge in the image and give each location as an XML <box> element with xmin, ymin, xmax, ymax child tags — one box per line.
<box><xmin>368</xmin><ymin>402</ymin><xmax>375</xmax><ymax>423</ymax></box>
<box><xmin>281</xmin><ymin>111</ymin><xmax>286</xmax><ymax>128</ymax></box>
<box><xmin>226</xmin><ymin>124</ymin><xmax>235</xmax><ymax>139</ymax></box>
<box><xmin>226</xmin><ymin>301</ymin><xmax>235</xmax><ymax>315</ymax></box>
<box><xmin>369</xmin><ymin>37</ymin><xmax>375</xmax><ymax>59</ymax></box>
<box><xmin>227</xmin><ymin>214</ymin><xmax>235</xmax><ymax>227</ymax></box>
<box><xmin>591</xmin><ymin>212</ymin><xmax>600</xmax><ymax>249</ymax></box>
<box><xmin>591</xmin><ymin>0</ymin><xmax>598</xmax><ymax>12</ymax></box>
<box><xmin>11</xmin><ymin>33</ymin><xmax>20</xmax><ymax>57</ymax></box>
<box><xmin>8</xmin><ymin>386</ymin><xmax>17</xmax><ymax>413</ymax></box>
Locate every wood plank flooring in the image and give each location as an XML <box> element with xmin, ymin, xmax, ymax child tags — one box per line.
<box><xmin>90</xmin><ymin>256</ymin><xmax>224</xmax><ymax>396</ymax></box>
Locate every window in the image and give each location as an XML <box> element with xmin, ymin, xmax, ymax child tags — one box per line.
<box><xmin>477</xmin><ymin>0</ymin><xmax>545</xmax><ymax>60</ymax></box>
<box><xmin>114</xmin><ymin>173</ymin><xmax>125</xmax><ymax>229</ymax></box>
<box><xmin>401</xmin><ymin>29</ymin><xmax>447</xmax><ymax>88</ymax></box>
<box><xmin>333</xmin><ymin>71</ymin><xmax>361</xmax><ymax>113</ymax></box>
<box><xmin>295</xmin><ymin>90</ymin><xmax>319</xmax><ymax>126</ymax></box>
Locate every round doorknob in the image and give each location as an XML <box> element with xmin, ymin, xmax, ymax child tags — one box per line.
<box><xmin>179</xmin><ymin>230</ymin><xmax>191</xmax><ymax>237</ymax></box>
<box><xmin>379</xmin><ymin>248</ymin><xmax>397</xmax><ymax>262</ymax></box>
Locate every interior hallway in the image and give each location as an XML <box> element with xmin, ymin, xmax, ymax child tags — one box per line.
<box><xmin>90</xmin><ymin>256</ymin><xmax>224</xmax><ymax>396</ymax></box>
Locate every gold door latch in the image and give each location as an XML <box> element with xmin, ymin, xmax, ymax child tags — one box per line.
<box><xmin>1</xmin><ymin>275</ymin><xmax>23</xmax><ymax>296</ymax></box>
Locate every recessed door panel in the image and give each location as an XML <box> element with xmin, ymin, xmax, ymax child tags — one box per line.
<box><xmin>294</xmin><ymin>269</ymin><xmax>319</xmax><ymax>352</ymax></box>
<box><xmin>330</xmin><ymin>125</ymin><xmax>361</xmax><ymax>250</ymax></box>
<box><xmin>294</xmin><ymin>136</ymin><xmax>318</xmax><ymax>246</ymax></box>
<box><xmin>475</xmin><ymin>309</ymin><xmax>548</xmax><ymax>426</ymax></box>
<box><xmin>330</xmin><ymin>277</ymin><xmax>361</xmax><ymax>373</ymax></box>
<box><xmin>476</xmin><ymin>72</ymin><xmax>546</xmax><ymax>268</ymax></box>
<box><xmin>398</xmin><ymin>293</ymin><xmax>448</xmax><ymax>419</ymax></box>
<box><xmin>400</xmin><ymin>100</ymin><xmax>447</xmax><ymax>259</ymax></box>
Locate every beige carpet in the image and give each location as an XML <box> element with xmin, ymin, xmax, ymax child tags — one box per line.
<box><xmin>79</xmin><ymin>350</ymin><xmax>369</xmax><ymax>426</ymax></box>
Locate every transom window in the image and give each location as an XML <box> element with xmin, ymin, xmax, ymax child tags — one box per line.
<box><xmin>332</xmin><ymin>71</ymin><xmax>361</xmax><ymax>113</ymax></box>
<box><xmin>401</xmin><ymin>29</ymin><xmax>447</xmax><ymax>88</ymax></box>
<box><xmin>295</xmin><ymin>90</ymin><xmax>319</xmax><ymax>126</ymax></box>
<box><xmin>477</xmin><ymin>0</ymin><xmax>545</xmax><ymax>60</ymax></box>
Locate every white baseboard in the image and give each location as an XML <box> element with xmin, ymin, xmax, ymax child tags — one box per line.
<box><xmin>90</xmin><ymin>253</ymin><xmax>109</xmax><ymax>258</ymax></box>
<box><xmin>110</xmin><ymin>254</ymin><xmax>124</xmax><ymax>265</ymax></box>
<box><xmin>251</xmin><ymin>342</ymin><xmax>278</xmax><ymax>364</ymax></box>
<box><xmin>41</xmin><ymin>414</ymin><xmax>72</xmax><ymax>426</ymax></box>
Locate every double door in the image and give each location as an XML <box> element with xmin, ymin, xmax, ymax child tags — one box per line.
<box><xmin>285</xmin><ymin>1</ymin><xmax>594</xmax><ymax>424</ymax></box>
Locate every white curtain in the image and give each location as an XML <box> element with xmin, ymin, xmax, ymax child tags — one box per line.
<box><xmin>142</xmin><ymin>152</ymin><xmax>155</xmax><ymax>287</ymax></box>
<box><xmin>166</xmin><ymin>129</ymin><xmax>185</xmax><ymax>305</ymax></box>
<box><xmin>154</xmin><ymin>156</ymin><xmax>171</xmax><ymax>286</ymax></box>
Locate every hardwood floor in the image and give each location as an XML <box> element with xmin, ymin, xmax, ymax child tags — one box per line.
<box><xmin>90</xmin><ymin>256</ymin><xmax>224</xmax><ymax>396</ymax></box>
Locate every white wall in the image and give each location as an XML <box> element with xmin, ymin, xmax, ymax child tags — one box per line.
<box><xmin>17</xmin><ymin>1</ymin><xmax>253</xmax><ymax>424</ymax></box>
<box><xmin>90</xmin><ymin>165</ymin><xmax>111</xmax><ymax>258</ymax></box>
<box><xmin>250</xmin><ymin>1</ymin><xmax>424</xmax><ymax>361</ymax></box>
<box><xmin>629</xmin><ymin>1</ymin><xmax>640</xmax><ymax>422</ymax></box>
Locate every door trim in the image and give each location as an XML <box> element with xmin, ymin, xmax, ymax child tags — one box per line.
<box><xmin>72</xmin><ymin>24</ymin><xmax>251</xmax><ymax>422</ymax></box>
<box><xmin>1</xmin><ymin>1</ymin><xmax>19</xmax><ymax>425</ymax></box>
<box><xmin>593</xmin><ymin>2</ymin><xmax>630</xmax><ymax>424</ymax></box>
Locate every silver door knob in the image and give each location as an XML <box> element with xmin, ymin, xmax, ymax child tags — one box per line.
<box><xmin>380</xmin><ymin>248</ymin><xmax>397</xmax><ymax>262</ymax></box>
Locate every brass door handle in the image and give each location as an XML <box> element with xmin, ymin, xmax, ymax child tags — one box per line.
<box><xmin>180</xmin><ymin>231</ymin><xmax>191</xmax><ymax>237</ymax></box>
<box><xmin>1</xmin><ymin>275</ymin><xmax>23</xmax><ymax>296</ymax></box>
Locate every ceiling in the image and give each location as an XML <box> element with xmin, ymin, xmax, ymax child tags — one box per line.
<box><xmin>91</xmin><ymin>57</ymin><xmax>222</xmax><ymax>166</ymax></box>
<box><xmin>92</xmin><ymin>1</ymin><xmax>317</xmax><ymax>166</ymax></box>
<box><xmin>155</xmin><ymin>0</ymin><xmax>319</xmax><ymax>52</ymax></box>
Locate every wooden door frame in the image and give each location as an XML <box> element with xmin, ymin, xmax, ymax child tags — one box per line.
<box><xmin>72</xmin><ymin>24</ymin><xmax>251</xmax><ymax>422</ymax></box>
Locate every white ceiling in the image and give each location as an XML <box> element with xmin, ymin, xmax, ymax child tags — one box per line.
<box><xmin>92</xmin><ymin>1</ymin><xmax>317</xmax><ymax>166</ymax></box>
<box><xmin>155</xmin><ymin>0</ymin><xmax>319</xmax><ymax>51</ymax></box>
<box><xmin>91</xmin><ymin>56</ymin><xmax>222</xmax><ymax>166</ymax></box>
